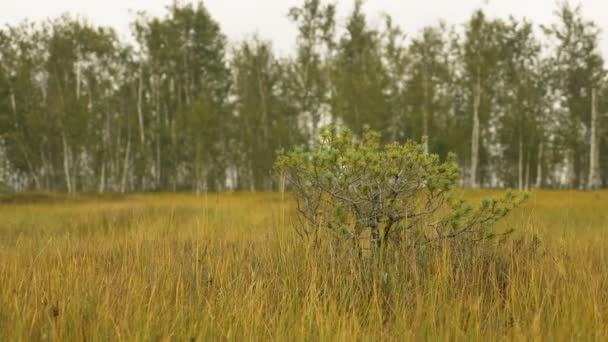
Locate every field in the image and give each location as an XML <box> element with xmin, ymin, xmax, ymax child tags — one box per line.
<box><xmin>0</xmin><ymin>191</ymin><xmax>607</xmax><ymax>341</ymax></box>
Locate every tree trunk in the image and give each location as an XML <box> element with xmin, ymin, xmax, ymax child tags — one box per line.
<box><xmin>536</xmin><ymin>142</ymin><xmax>544</xmax><ymax>188</ymax></box>
<box><xmin>588</xmin><ymin>87</ymin><xmax>601</xmax><ymax>190</ymax></box>
<box><xmin>75</xmin><ymin>48</ymin><xmax>81</xmax><ymax>100</ymax></box>
<box><xmin>7</xmin><ymin>87</ymin><xmax>40</xmax><ymax>189</ymax></box>
<box><xmin>194</xmin><ymin>143</ymin><xmax>203</xmax><ymax>194</ymax></box>
<box><xmin>194</xmin><ymin>163</ymin><xmax>201</xmax><ymax>195</ymax></box>
<box><xmin>16</xmin><ymin>143</ymin><xmax>40</xmax><ymax>190</ymax></box>
<box><xmin>423</xmin><ymin>74</ymin><xmax>430</xmax><ymax>154</ymax></box>
<box><xmin>137</xmin><ymin>65</ymin><xmax>145</xmax><ymax>145</ymax></box>
<box><xmin>470</xmin><ymin>73</ymin><xmax>481</xmax><ymax>188</ymax></box>
<box><xmin>525</xmin><ymin>156</ymin><xmax>530</xmax><ymax>191</ymax></box>
<box><xmin>371</xmin><ymin>224</ymin><xmax>381</xmax><ymax>250</ymax></box>
<box><xmin>155</xmin><ymin>74</ymin><xmax>162</xmax><ymax>189</ymax></box>
<box><xmin>169</xmin><ymin>76</ymin><xmax>176</xmax><ymax>146</ymax></box>
<box><xmin>565</xmin><ymin>150</ymin><xmax>575</xmax><ymax>189</ymax></box>
<box><xmin>9</xmin><ymin>91</ymin><xmax>17</xmax><ymax>117</ymax></box>
<box><xmin>40</xmin><ymin>150</ymin><xmax>49</xmax><ymax>190</ymax></box>
<box><xmin>518</xmin><ymin>133</ymin><xmax>523</xmax><ymax>191</ymax></box>
<box><xmin>257</xmin><ymin>63</ymin><xmax>270</xmax><ymax>191</ymax></box>
<box><xmin>156</xmin><ymin>129</ymin><xmax>162</xmax><ymax>190</ymax></box>
<box><xmin>62</xmin><ymin>133</ymin><xmax>73</xmax><ymax>193</ymax></box>
<box><xmin>98</xmin><ymin>161</ymin><xmax>106</xmax><ymax>194</ymax></box>
<box><xmin>121</xmin><ymin>138</ymin><xmax>131</xmax><ymax>193</ymax></box>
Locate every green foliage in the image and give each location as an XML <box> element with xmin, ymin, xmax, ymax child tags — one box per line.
<box><xmin>403</xmin><ymin>23</ymin><xmax>455</xmax><ymax>153</ymax></box>
<box><xmin>0</xmin><ymin>2</ymin><xmax>606</xmax><ymax>192</ymax></box>
<box><xmin>275</xmin><ymin>126</ymin><xmax>527</xmax><ymax>250</ymax></box>
<box><xmin>134</xmin><ymin>1</ymin><xmax>231</xmax><ymax>191</ymax></box>
<box><xmin>331</xmin><ymin>1</ymin><xmax>391</xmax><ymax>135</ymax></box>
<box><xmin>231</xmin><ymin>38</ymin><xmax>303</xmax><ymax>190</ymax></box>
<box><xmin>542</xmin><ymin>3</ymin><xmax>606</xmax><ymax>189</ymax></box>
<box><xmin>286</xmin><ymin>0</ymin><xmax>336</xmax><ymax>140</ymax></box>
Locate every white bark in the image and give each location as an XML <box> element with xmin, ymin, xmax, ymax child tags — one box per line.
<box><xmin>565</xmin><ymin>150</ymin><xmax>575</xmax><ymax>189</ymax></box>
<box><xmin>470</xmin><ymin>72</ymin><xmax>481</xmax><ymax>188</ymax></box>
<box><xmin>16</xmin><ymin>143</ymin><xmax>40</xmax><ymax>190</ymax></box>
<box><xmin>536</xmin><ymin>142</ymin><xmax>544</xmax><ymax>188</ymax></box>
<box><xmin>9</xmin><ymin>91</ymin><xmax>17</xmax><ymax>117</ymax></box>
<box><xmin>518</xmin><ymin>133</ymin><xmax>523</xmax><ymax>191</ymax></box>
<box><xmin>257</xmin><ymin>64</ymin><xmax>270</xmax><ymax>141</ymax></box>
<box><xmin>155</xmin><ymin>75</ymin><xmax>162</xmax><ymax>188</ymax></box>
<box><xmin>121</xmin><ymin>139</ymin><xmax>131</xmax><ymax>193</ymax></box>
<box><xmin>525</xmin><ymin>157</ymin><xmax>530</xmax><ymax>191</ymax></box>
<box><xmin>156</xmin><ymin>133</ymin><xmax>161</xmax><ymax>188</ymax></box>
<box><xmin>98</xmin><ymin>162</ymin><xmax>106</xmax><ymax>194</ymax></box>
<box><xmin>8</xmin><ymin>85</ymin><xmax>36</xmax><ymax>186</ymax></box>
<box><xmin>423</xmin><ymin>74</ymin><xmax>430</xmax><ymax>154</ymax></box>
<box><xmin>7</xmin><ymin>86</ymin><xmax>37</xmax><ymax>186</ymax></box>
<box><xmin>75</xmin><ymin>48</ymin><xmax>81</xmax><ymax>100</ymax></box>
<box><xmin>62</xmin><ymin>133</ymin><xmax>73</xmax><ymax>193</ymax></box>
<box><xmin>588</xmin><ymin>87</ymin><xmax>601</xmax><ymax>190</ymax></box>
<box><xmin>170</xmin><ymin>76</ymin><xmax>176</xmax><ymax>146</ymax></box>
<box><xmin>137</xmin><ymin>65</ymin><xmax>145</xmax><ymax>144</ymax></box>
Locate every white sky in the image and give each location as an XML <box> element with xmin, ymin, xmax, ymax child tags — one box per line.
<box><xmin>1</xmin><ymin>0</ymin><xmax>608</xmax><ymax>56</ymax></box>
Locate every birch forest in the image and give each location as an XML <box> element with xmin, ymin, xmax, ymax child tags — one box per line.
<box><xmin>0</xmin><ymin>0</ymin><xmax>606</xmax><ymax>193</ymax></box>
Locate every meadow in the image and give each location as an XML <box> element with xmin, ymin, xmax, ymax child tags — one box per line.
<box><xmin>0</xmin><ymin>191</ymin><xmax>607</xmax><ymax>341</ymax></box>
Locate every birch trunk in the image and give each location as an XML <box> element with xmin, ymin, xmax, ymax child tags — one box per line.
<box><xmin>257</xmin><ymin>63</ymin><xmax>270</xmax><ymax>190</ymax></box>
<box><xmin>565</xmin><ymin>150</ymin><xmax>575</xmax><ymax>189</ymax></box>
<box><xmin>16</xmin><ymin>143</ymin><xmax>40</xmax><ymax>190</ymax></box>
<box><xmin>470</xmin><ymin>72</ymin><xmax>481</xmax><ymax>188</ymax></box>
<box><xmin>518</xmin><ymin>133</ymin><xmax>523</xmax><ymax>191</ymax></box>
<box><xmin>155</xmin><ymin>75</ymin><xmax>162</xmax><ymax>189</ymax></box>
<box><xmin>137</xmin><ymin>65</ymin><xmax>145</xmax><ymax>144</ymax></box>
<box><xmin>121</xmin><ymin>139</ymin><xmax>131</xmax><ymax>193</ymax></box>
<box><xmin>98</xmin><ymin>161</ymin><xmax>106</xmax><ymax>194</ymax></box>
<box><xmin>525</xmin><ymin>156</ymin><xmax>530</xmax><ymax>191</ymax></box>
<box><xmin>423</xmin><ymin>74</ymin><xmax>430</xmax><ymax>154</ymax></box>
<box><xmin>156</xmin><ymin>133</ymin><xmax>161</xmax><ymax>189</ymax></box>
<box><xmin>75</xmin><ymin>49</ymin><xmax>81</xmax><ymax>100</ymax></box>
<box><xmin>10</xmin><ymin>91</ymin><xmax>17</xmax><ymax>117</ymax></box>
<box><xmin>194</xmin><ymin>144</ymin><xmax>202</xmax><ymax>194</ymax></box>
<box><xmin>40</xmin><ymin>150</ymin><xmax>49</xmax><ymax>190</ymax></box>
<box><xmin>588</xmin><ymin>87</ymin><xmax>600</xmax><ymax>189</ymax></box>
<box><xmin>11</xmin><ymin>87</ymin><xmax>42</xmax><ymax>190</ymax></box>
<box><xmin>536</xmin><ymin>142</ymin><xmax>544</xmax><ymax>188</ymax></box>
<box><xmin>194</xmin><ymin>162</ymin><xmax>201</xmax><ymax>195</ymax></box>
<box><xmin>62</xmin><ymin>133</ymin><xmax>73</xmax><ymax>193</ymax></box>
<box><xmin>169</xmin><ymin>76</ymin><xmax>176</xmax><ymax>146</ymax></box>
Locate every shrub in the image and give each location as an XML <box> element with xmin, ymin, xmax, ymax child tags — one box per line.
<box><xmin>274</xmin><ymin>126</ymin><xmax>527</xmax><ymax>252</ymax></box>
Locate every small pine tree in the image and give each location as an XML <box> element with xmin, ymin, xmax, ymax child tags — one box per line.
<box><xmin>275</xmin><ymin>126</ymin><xmax>527</xmax><ymax>251</ymax></box>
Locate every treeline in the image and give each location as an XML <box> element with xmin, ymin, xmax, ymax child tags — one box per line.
<box><xmin>0</xmin><ymin>0</ymin><xmax>606</xmax><ymax>192</ymax></box>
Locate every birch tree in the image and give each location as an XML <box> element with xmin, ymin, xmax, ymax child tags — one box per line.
<box><xmin>461</xmin><ymin>10</ymin><xmax>505</xmax><ymax>188</ymax></box>
<box><xmin>287</xmin><ymin>0</ymin><xmax>336</xmax><ymax>142</ymax></box>
<box><xmin>496</xmin><ymin>18</ymin><xmax>546</xmax><ymax>190</ymax></box>
<box><xmin>543</xmin><ymin>3</ymin><xmax>605</xmax><ymax>189</ymax></box>
<box><xmin>331</xmin><ymin>0</ymin><xmax>390</xmax><ymax>136</ymax></box>
<box><xmin>231</xmin><ymin>38</ymin><xmax>301</xmax><ymax>190</ymax></box>
<box><xmin>405</xmin><ymin>24</ymin><xmax>454</xmax><ymax>154</ymax></box>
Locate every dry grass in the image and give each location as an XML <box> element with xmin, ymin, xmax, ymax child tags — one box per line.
<box><xmin>0</xmin><ymin>191</ymin><xmax>607</xmax><ymax>341</ymax></box>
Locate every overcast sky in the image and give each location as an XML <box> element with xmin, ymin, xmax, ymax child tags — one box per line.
<box><xmin>1</xmin><ymin>1</ymin><xmax>607</xmax><ymax>56</ymax></box>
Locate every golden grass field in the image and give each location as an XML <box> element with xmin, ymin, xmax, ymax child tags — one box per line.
<box><xmin>0</xmin><ymin>191</ymin><xmax>607</xmax><ymax>341</ymax></box>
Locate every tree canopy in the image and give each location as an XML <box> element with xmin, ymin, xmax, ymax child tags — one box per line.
<box><xmin>0</xmin><ymin>1</ymin><xmax>606</xmax><ymax>192</ymax></box>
